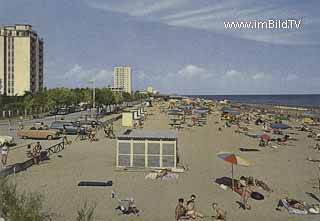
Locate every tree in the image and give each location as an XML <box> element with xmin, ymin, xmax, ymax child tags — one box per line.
<box><xmin>95</xmin><ymin>88</ymin><xmax>115</xmax><ymax>106</ymax></box>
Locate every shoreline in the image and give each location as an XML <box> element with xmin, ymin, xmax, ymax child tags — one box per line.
<box><xmin>185</xmin><ymin>94</ymin><xmax>320</xmax><ymax>109</ymax></box>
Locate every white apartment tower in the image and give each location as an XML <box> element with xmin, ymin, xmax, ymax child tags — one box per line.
<box><xmin>113</xmin><ymin>66</ymin><xmax>132</xmax><ymax>94</ymax></box>
<box><xmin>0</xmin><ymin>24</ymin><xmax>44</xmax><ymax>96</ymax></box>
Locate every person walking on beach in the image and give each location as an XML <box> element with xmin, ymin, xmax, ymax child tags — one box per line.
<box><xmin>1</xmin><ymin>142</ymin><xmax>9</xmax><ymax>167</ymax></box>
<box><xmin>239</xmin><ymin>178</ymin><xmax>251</xmax><ymax>210</ymax></box>
<box><xmin>175</xmin><ymin>198</ymin><xmax>187</xmax><ymax>221</ymax></box>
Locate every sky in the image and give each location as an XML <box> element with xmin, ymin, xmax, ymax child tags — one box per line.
<box><xmin>0</xmin><ymin>0</ymin><xmax>319</xmax><ymax>94</ymax></box>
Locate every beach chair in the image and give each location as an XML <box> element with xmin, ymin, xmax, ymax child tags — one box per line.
<box><xmin>111</xmin><ymin>192</ymin><xmax>139</xmax><ymax>216</ymax></box>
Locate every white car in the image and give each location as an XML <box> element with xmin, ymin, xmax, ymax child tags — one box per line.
<box><xmin>0</xmin><ymin>136</ymin><xmax>14</xmax><ymax>146</ymax></box>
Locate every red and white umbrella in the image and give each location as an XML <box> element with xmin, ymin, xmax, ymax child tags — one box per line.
<box><xmin>217</xmin><ymin>152</ymin><xmax>251</xmax><ymax>190</ymax></box>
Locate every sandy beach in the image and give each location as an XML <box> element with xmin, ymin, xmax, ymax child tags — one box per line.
<box><xmin>2</xmin><ymin>103</ymin><xmax>320</xmax><ymax>221</ymax></box>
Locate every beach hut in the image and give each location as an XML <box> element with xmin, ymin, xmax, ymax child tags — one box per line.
<box><xmin>122</xmin><ymin>109</ymin><xmax>141</xmax><ymax>127</ymax></box>
<box><xmin>194</xmin><ymin>108</ymin><xmax>208</xmax><ymax>125</ymax></box>
<box><xmin>116</xmin><ymin>129</ymin><xmax>178</xmax><ymax>169</ymax></box>
<box><xmin>168</xmin><ymin>109</ymin><xmax>184</xmax><ymax>128</ymax></box>
<box><xmin>122</xmin><ymin>111</ymin><xmax>135</xmax><ymax>127</ymax></box>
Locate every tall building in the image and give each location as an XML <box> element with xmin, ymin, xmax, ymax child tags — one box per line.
<box><xmin>146</xmin><ymin>85</ymin><xmax>153</xmax><ymax>94</ymax></box>
<box><xmin>0</xmin><ymin>24</ymin><xmax>43</xmax><ymax>96</ymax></box>
<box><xmin>113</xmin><ymin>66</ymin><xmax>132</xmax><ymax>94</ymax></box>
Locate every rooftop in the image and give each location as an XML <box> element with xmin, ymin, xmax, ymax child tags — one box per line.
<box><xmin>117</xmin><ymin>129</ymin><xmax>178</xmax><ymax>140</ymax></box>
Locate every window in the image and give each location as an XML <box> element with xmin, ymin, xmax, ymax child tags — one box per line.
<box><xmin>162</xmin><ymin>144</ymin><xmax>175</xmax><ymax>167</ymax></box>
<box><xmin>147</xmin><ymin>143</ymin><xmax>160</xmax><ymax>167</ymax></box>
<box><xmin>118</xmin><ymin>142</ymin><xmax>131</xmax><ymax>167</ymax></box>
<box><xmin>132</xmin><ymin>143</ymin><xmax>145</xmax><ymax>167</ymax></box>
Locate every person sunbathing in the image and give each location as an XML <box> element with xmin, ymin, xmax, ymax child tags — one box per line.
<box><xmin>276</xmin><ymin>198</ymin><xmax>305</xmax><ymax>211</ymax></box>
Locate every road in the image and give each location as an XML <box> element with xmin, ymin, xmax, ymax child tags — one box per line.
<box><xmin>0</xmin><ymin>110</ymin><xmax>93</xmax><ymax>140</ymax></box>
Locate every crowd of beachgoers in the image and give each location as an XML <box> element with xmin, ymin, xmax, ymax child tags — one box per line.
<box><xmin>0</xmin><ymin>96</ymin><xmax>320</xmax><ymax>220</ymax></box>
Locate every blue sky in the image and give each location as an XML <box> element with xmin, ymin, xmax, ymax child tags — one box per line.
<box><xmin>0</xmin><ymin>0</ymin><xmax>319</xmax><ymax>94</ymax></box>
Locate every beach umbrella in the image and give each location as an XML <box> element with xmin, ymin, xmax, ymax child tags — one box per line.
<box><xmin>270</xmin><ymin>123</ymin><xmax>290</xmax><ymax>129</ymax></box>
<box><xmin>194</xmin><ymin>109</ymin><xmax>208</xmax><ymax>114</ymax></box>
<box><xmin>260</xmin><ymin>134</ymin><xmax>271</xmax><ymax>141</ymax></box>
<box><xmin>303</xmin><ymin>118</ymin><xmax>314</xmax><ymax>124</ymax></box>
<box><xmin>217</xmin><ymin>152</ymin><xmax>251</xmax><ymax>190</ymax></box>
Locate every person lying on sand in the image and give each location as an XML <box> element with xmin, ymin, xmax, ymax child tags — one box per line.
<box><xmin>276</xmin><ymin>198</ymin><xmax>305</xmax><ymax>211</ymax></box>
<box><xmin>211</xmin><ymin>203</ymin><xmax>226</xmax><ymax>221</ymax></box>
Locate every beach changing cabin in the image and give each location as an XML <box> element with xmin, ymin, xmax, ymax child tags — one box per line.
<box><xmin>122</xmin><ymin>111</ymin><xmax>135</xmax><ymax>127</ymax></box>
<box><xmin>122</xmin><ymin>108</ymin><xmax>142</xmax><ymax>127</ymax></box>
<box><xmin>116</xmin><ymin>129</ymin><xmax>178</xmax><ymax>169</ymax></box>
<box><xmin>168</xmin><ymin>109</ymin><xmax>184</xmax><ymax>128</ymax></box>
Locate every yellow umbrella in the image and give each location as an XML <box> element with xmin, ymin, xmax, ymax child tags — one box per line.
<box><xmin>304</xmin><ymin>118</ymin><xmax>314</xmax><ymax>124</ymax></box>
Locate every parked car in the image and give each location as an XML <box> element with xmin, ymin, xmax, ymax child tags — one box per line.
<box><xmin>56</xmin><ymin>108</ymin><xmax>69</xmax><ymax>115</ymax></box>
<box><xmin>50</xmin><ymin>107</ymin><xmax>59</xmax><ymax>115</ymax></box>
<box><xmin>0</xmin><ymin>135</ymin><xmax>15</xmax><ymax>146</ymax></box>
<box><xmin>75</xmin><ymin>119</ymin><xmax>100</xmax><ymax>128</ymax></box>
<box><xmin>50</xmin><ymin>121</ymin><xmax>83</xmax><ymax>135</ymax></box>
<box><xmin>17</xmin><ymin>125</ymin><xmax>60</xmax><ymax>140</ymax></box>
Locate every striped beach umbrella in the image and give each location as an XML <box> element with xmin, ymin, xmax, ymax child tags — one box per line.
<box><xmin>217</xmin><ymin>152</ymin><xmax>251</xmax><ymax>190</ymax></box>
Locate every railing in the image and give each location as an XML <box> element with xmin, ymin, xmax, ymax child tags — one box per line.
<box><xmin>45</xmin><ymin>141</ymin><xmax>64</xmax><ymax>157</ymax></box>
<box><xmin>0</xmin><ymin>141</ymin><xmax>66</xmax><ymax>178</ymax></box>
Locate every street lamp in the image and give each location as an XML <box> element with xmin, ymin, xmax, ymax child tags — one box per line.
<box><xmin>89</xmin><ymin>79</ymin><xmax>96</xmax><ymax>118</ymax></box>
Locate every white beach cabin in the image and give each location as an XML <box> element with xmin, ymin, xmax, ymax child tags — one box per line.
<box><xmin>116</xmin><ymin>129</ymin><xmax>178</xmax><ymax>169</ymax></box>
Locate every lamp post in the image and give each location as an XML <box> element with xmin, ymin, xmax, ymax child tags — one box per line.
<box><xmin>89</xmin><ymin>79</ymin><xmax>96</xmax><ymax>118</ymax></box>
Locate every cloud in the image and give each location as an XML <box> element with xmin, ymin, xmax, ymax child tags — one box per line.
<box><xmin>66</xmin><ymin>64</ymin><xmax>82</xmax><ymax>76</ymax></box>
<box><xmin>252</xmin><ymin>72</ymin><xmax>266</xmax><ymax>80</ymax></box>
<box><xmin>85</xmin><ymin>0</ymin><xmax>186</xmax><ymax>16</ymax></box>
<box><xmin>138</xmin><ymin>72</ymin><xmax>146</xmax><ymax>81</ymax></box>
<box><xmin>177</xmin><ymin>64</ymin><xmax>210</xmax><ymax>80</ymax></box>
<box><xmin>225</xmin><ymin>69</ymin><xmax>241</xmax><ymax>78</ymax></box>
<box><xmin>85</xmin><ymin>0</ymin><xmax>320</xmax><ymax>45</ymax></box>
<box><xmin>285</xmin><ymin>74</ymin><xmax>298</xmax><ymax>81</ymax></box>
<box><xmin>61</xmin><ymin>64</ymin><xmax>113</xmax><ymax>88</ymax></box>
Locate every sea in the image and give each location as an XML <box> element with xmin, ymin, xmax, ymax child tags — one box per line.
<box><xmin>188</xmin><ymin>94</ymin><xmax>320</xmax><ymax>108</ymax></box>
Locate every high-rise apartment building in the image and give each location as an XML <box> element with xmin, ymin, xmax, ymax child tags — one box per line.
<box><xmin>113</xmin><ymin>66</ymin><xmax>132</xmax><ymax>94</ymax></box>
<box><xmin>0</xmin><ymin>24</ymin><xmax>43</xmax><ymax>96</ymax></box>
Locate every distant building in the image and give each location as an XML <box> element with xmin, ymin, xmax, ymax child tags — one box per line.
<box><xmin>113</xmin><ymin>66</ymin><xmax>132</xmax><ymax>94</ymax></box>
<box><xmin>0</xmin><ymin>24</ymin><xmax>44</xmax><ymax>96</ymax></box>
<box><xmin>108</xmin><ymin>86</ymin><xmax>124</xmax><ymax>94</ymax></box>
<box><xmin>146</xmin><ymin>85</ymin><xmax>153</xmax><ymax>94</ymax></box>
<box><xmin>139</xmin><ymin>90</ymin><xmax>148</xmax><ymax>95</ymax></box>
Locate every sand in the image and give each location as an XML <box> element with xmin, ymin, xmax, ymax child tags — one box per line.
<box><xmin>4</xmin><ymin>104</ymin><xmax>320</xmax><ymax>221</ymax></box>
